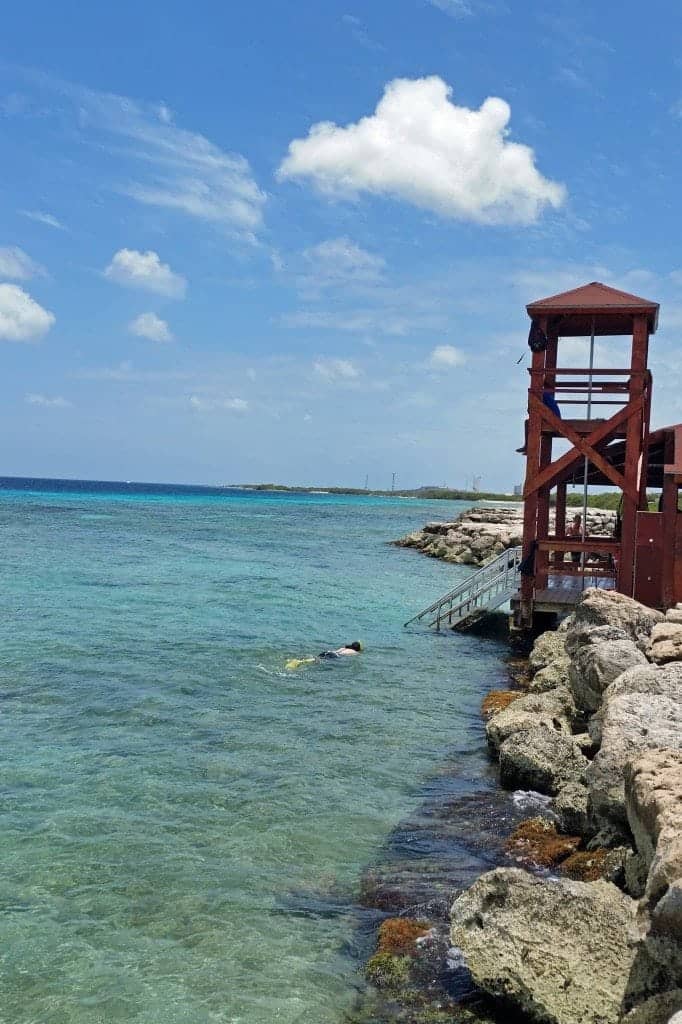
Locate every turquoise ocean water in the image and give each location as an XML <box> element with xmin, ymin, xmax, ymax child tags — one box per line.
<box><xmin>0</xmin><ymin>481</ymin><xmax>508</xmax><ymax>1024</ymax></box>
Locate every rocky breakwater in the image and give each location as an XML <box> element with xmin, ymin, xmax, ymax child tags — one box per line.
<box><xmin>394</xmin><ymin>505</ymin><xmax>616</xmax><ymax>568</ymax></box>
<box><xmin>451</xmin><ymin>589</ymin><xmax>682</xmax><ymax>1024</ymax></box>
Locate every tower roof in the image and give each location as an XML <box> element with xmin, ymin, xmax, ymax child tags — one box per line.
<box><xmin>527</xmin><ymin>281</ymin><xmax>659</xmax><ymax>336</ymax></box>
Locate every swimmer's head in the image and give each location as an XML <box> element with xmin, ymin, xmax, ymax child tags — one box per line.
<box><xmin>346</xmin><ymin>641</ymin><xmax>363</xmax><ymax>652</ymax></box>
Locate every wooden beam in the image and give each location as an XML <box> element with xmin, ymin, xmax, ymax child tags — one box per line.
<box><xmin>619</xmin><ymin>314</ymin><xmax>648</xmax><ymax>597</ymax></box>
<box><xmin>537</xmin><ymin>539</ymin><xmax>620</xmax><ymax>554</ymax></box>
<box><xmin>520</xmin><ymin>325</ymin><xmax>548</xmax><ymax>626</ymax></box>
<box><xmin>524</xmin><ymin>397</ymin><xmax>641</xmax><ymax>497</ymax></box>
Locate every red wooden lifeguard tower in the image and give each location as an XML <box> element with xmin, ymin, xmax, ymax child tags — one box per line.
<box><xmin>512</xmin><ymin>281</ymin><xmax>682</xmax><ymax>630</ymax></box>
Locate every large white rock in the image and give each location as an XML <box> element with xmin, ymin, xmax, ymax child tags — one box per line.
<box><xmin>450</xmin><ymin>867</ymin><xmax>639</xmax><ymax>1024</ymax></box>
<box><xmin>588</xmin><ymin>695</ymin><xmax>682</xmax><ymax>839</ymax></box>
<box><xmin>499</xmin><ymin>726</ymin><xmax>589</xmax><ymax>795</ymax></box>
<box><xmin>569</xmin><ymin>635</ymin><xmax>647</xmax><ymax>713</ymax></box>
<box><xmin>566</xmin><ymin>589</ymin><xmax>663</xmax><ymax>654</ymax></box>
<box><xmin>589</xmin><ymin>664</ymin><xmax>682</xmax><ymax>746</ymax></box>
<box><xmin>626</xmin><ymin>750</ymin><xmax>682</xmax><ymax>922</ymax></box>
<box><xmin>485</xmin><ymin>688</ymin><xmax>576</xmax><ymax>752</ymax></box>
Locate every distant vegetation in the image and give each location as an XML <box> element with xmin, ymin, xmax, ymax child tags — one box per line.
<box><xmin>239</xmin><ymin>483</ymin><xmax>662</xmax><ymax>509</ymax></box>
<box><xmin>566</xmin><ymin>492</ymin><xmax>622</xmax><ymax>510</ymax></box>
<box><xmin>566</xmin><ymin>492</ymin><xmax>659</xmax><ymax>511</ymax></box>
<box><xmin>238</xmin><ymin>484</ymin><xmax>523</xmax><ymax>501</ymax></box>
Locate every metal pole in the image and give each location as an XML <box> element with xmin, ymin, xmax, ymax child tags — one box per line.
<box><xmin>581</xmin><ymin>317</ymin><xmax>596</xmax><ymax>589</ymax></box>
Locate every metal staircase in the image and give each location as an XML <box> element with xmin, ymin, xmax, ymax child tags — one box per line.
<box><xmin>404</xmin><ymin>546</ymin><xmax>523</xmax><ymax>630</ymax></box>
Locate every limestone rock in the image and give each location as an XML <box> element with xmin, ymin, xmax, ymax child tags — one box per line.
<box><xmin>588</xmin><ymin>697</ymin><xmax>682</xmax><ymax>838</ymax></box>
<box><xmin>649</xmin><ymin>622</ymin><xmax>682</xmax><ymax>665</ymax></box>
<box><xmin>665</xmin><ymin>609</ymin><xmax>682</xmax><ymax>624</ymax></box>
<box><xmin>528</xmin><ymin>630</ymin><xmax>567</xmax><ymax>674</ymax></box>
<box><xmin>499</xmin><ymin>726</ymin><xmax>588</xmax><ymax>795</ymax></box>
<box><xmin>485</xmin><ymin>688</ymin><xmax>576</xmax><ymax>752</ymax></box>
<box><xmin>450</xmin><ymin>867</ymin><xmax>639</xmax><ymax>1024</ymax></box>
<box><xmin>590</xmin><ymin>664</ymin><xmax>682</xmax><ymax>746</ymax></box>
<box><xmin>625</xmin><ymin>750</ymin><xmax>682</xmax><ymax>913</ymax></box>
<box><xmin>394</xmin><ymin>507</ymin><xmax>614</xmax><ymax>569</ymax></box>
<box><xmin>565</xmin><ymin>622</ymin><xmax>632</xmax><ymax>658</ymax></box>
<box><xmin>528</xmin><ymin>654</ymin><xmax>571</xmax><ymax>693</ymax></box>
<box><xmin>625</xmin><ymin>849</ymin><xmax>650</xmax><ymax>900</ymax></box>
<box><xmin>566</xmin><ymin>589</ymin><xmax>663</xmax><ymax>654</ymax></box>
<box><xmin>569</xmin><ymin>637</ymin><xmax>647</xmax><ymax>713</ymax></box>
<box><xmin>554</xmin><ymin>780</ymin><xmax>590</xmax><ymax>835</ymax></box>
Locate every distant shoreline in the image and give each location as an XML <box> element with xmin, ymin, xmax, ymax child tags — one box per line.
<box><xmin>234</xmin><ymin>483</ymin><xmax>522</xmax><ymax>501</ymax></box>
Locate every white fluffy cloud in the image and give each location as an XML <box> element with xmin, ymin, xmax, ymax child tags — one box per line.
<box><xmin>429</xmin><ymin>344</ymin><xmax>467</xmax><ymax>368</ymax></box>
<box><xmin>25</xmin><ymin>393</ymin><xmax>71</xmax><ymax>408</ymax></box>
<box><xmin>0</xmin><ymin>284</ymin><xmax>55</xmax><ymax>342</ymax></box>
<box><xmin>105</xmin><ymin>249</ymin><xmax>186</xmax><ymax>298</ymax></box>
<box><xmin>0</xmin><ymin>246</ymin><xmax>44</xmax><ymax>280</ymax></box>
<box><xmin>129</xmin><ymin>311</ymin><xmax>173</xmax><ymax>342</ymax></box>
<box><xmin>278</xmin><ymin>76</ymin><xmax>565</xmax><ymax>225</ymax></box>
<box><xmin>313</xmin><ymin>358</ymin><xmax>360</xmax><ymax>381</ymax></box>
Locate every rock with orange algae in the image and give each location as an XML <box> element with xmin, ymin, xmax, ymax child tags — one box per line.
<box><xmin>480</xmin><ymin>690</ymin><xmax>521</xmax><ymax>719</ymax></box>
<box><xmin>504</xmin><ymin>817</ymin><xmax>581</xmax><ymax>868</ymax></box>
<box><xmin>376</xmin><ymin>917</ymin><xmax>431</xmax><ymax>955</ymax></box>
<box><xmin>560</xmin><ymin>847</ymin><xmax>627</xmax><ymax>883</ymax></box>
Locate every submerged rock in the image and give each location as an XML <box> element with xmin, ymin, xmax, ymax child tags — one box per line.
<box><xmin>365</xmin><ymin>951</ymin><xmax>412</xmax><ymax>990</ymax></box>
<box><xmin>377</xmin><ymin>917</ymin><xmax>431</xmax><ymax>955</ymax></box>
<box><xmin>450</xmin><ymin>867</ymin><xmax>639</xmax><ymax>1024</ymax></box>
<box><xmin>504</xmin><ymin>817</ymin><xmax>581</xmax><ymax>868</ymax></box>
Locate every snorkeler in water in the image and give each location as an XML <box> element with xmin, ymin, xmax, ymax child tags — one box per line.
<box><xmin>285</xmin><ymin>641</ymin><xmax>363</xmax><ymax>670</ymax></box>
<box><xmin>319</xmin><ymin>641</ymin><xmax>363</xmax><ymax>659</ymax></box>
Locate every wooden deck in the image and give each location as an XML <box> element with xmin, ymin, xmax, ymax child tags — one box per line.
<box><xmin>510</xmin><ymin>578</ymin><xmax>617</xmax><ymax>621</ymax></box>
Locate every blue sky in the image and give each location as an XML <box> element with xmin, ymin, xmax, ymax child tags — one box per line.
<box><xmin>1</xmin><ymin>0</ymin><xmax>681</xmax><ymax>489</ymax></box>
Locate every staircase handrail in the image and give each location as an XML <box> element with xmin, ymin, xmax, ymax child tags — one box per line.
<box><xmin>404</xmin><ymin>545</ymin><xmax>523</xmax><ymax>628</ymax></box>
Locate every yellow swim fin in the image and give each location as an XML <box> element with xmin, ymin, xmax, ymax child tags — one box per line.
<box><xmin>285</xmin><ymin>657</ymin><xmax>316</xmax><ymax>671</ymax></box>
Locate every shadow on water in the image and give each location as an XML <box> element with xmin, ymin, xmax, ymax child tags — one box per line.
<box><xmin>276</xmin><ymin>644</ymin><xmax>536</xmax><ymax>1024</ymax></box>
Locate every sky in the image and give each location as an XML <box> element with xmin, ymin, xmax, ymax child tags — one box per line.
<box><xmin>1</xmin><ymin>0</ymin><xmax>682</xmax><ymax>490</ymax></box>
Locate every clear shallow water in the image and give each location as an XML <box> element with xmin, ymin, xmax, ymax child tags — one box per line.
<box><xmin>0</xmin><ymin>481</ymin><xmax>507</xmax><ymax>1024</ymax></box>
